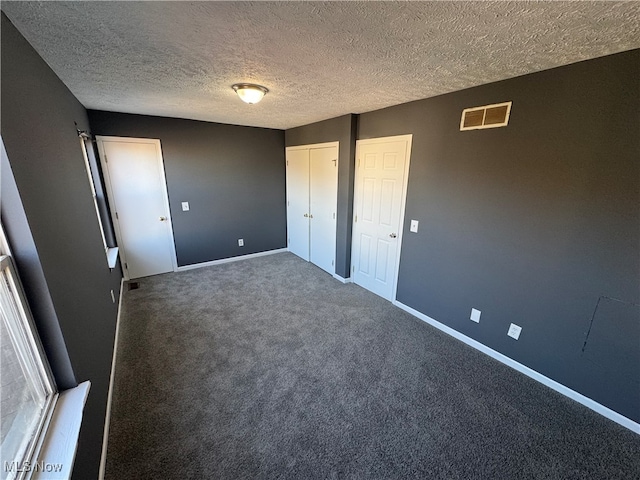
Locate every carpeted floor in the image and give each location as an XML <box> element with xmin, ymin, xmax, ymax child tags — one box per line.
<box><xmin>105</xmin><ymin>252</ymin><xmax>640</xmax><ymax>479</ymax></box>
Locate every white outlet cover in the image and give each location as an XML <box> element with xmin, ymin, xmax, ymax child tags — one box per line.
<box><xmin>470</xmin><ymin>308</ymin><xmax>481</xmax><ymax>323</ymax></box>
<box><xmin>410</xmin><ymin>219</ymin><xmax>419</xmax><ymax>233</ymax></box>
<box><xmin>238</xmin><ymin>239</ymin><xmax>244</xmax><ymax>246</ymax></box>
<box><xmin>181</xmin><ymin>202</ymin><xmax>190</xmax><ymax>211</ymax></box>
<box><xmin>507</xmin><ymin>323</ymin><xmax>522</xmax><ymax>340</ymax></box>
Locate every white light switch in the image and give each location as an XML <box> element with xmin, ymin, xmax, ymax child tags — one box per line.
<box><xmin>181</xmin><ymin>202</ymin><xmax>190</xmax><ymax>211</ymax></box>
<box><xmin>507</xmin><ymin>323</ymin><xmax>522</xmax><ymax>340</ymax></box>
<box><xmin>410</xmin><ymin>220</ymin><xmax>419</xmax><ymax>233</ymax></box>
<box><xmin>470</xmin><ymin>308</ymin><xmax>481</xmax><ymax>323</ymax></box>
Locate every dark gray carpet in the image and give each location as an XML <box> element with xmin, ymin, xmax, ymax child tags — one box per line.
<box><xmin>105</xmin><ymin>252</ymin><xmax>640</xmax><ymax>479</ymax></box>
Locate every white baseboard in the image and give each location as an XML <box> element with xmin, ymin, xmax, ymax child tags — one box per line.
<box><xmin>98</xmin><ymin>278</ymin><xmax>125</xmax><ymax>480</ymax></box>
<box><xmin>176</xmin><ymin>248</ymin><xmax>288</xmax><ymax>272</ymax></box>
<box><xmin>333</xmin><ymin>273</ymin><xmax>352</xmax><ymax>284</ymax></box>
<box><xmin>394</xmin><ymin>300</ymin><xmax>640</xmax><ymax>435</ymax></box>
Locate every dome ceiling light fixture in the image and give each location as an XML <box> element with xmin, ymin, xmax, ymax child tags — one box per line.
<box><xmin>231</xmin><ymin>83</ymin><xmax>269</xmax><ymax>104</ymax></box>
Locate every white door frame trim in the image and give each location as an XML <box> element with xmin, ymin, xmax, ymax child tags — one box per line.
<box><xmin>286</xmin><ymin>141</ymin><xmax>340</xmax><ymax>152</ymax></box>
<box><xmin>352</xmin><ymin>134</ymin><xmax>413</xmax><ymax>301</ymax></box>
<box><xmin>95</xmin><ymin>136</ymin><xmax>178</xmax><ymax>280</ymax></box>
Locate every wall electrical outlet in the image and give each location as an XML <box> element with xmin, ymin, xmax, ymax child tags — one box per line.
<box><xmin>238</xmin><ymin>239</ymin><xmax>244</xmax><ymax>247</ymax></box>
<box><xmin>181</xmin><ymin>202</ymin><xmax>190</xmax><ymax>211</ymax></box>
<box><xmin>470</xmin><ymin>308</ymin><xmax>481</xmax><ymax>323</ymax></box>
<box><xmin>507</xmin><ymin>323</ymin><xmax>522</xmax><ymax>340</ymax></box>
<box><xmin>410</xmin><ymin>220</ymin><xmax>419</xmax><ymax>233</ymax></box>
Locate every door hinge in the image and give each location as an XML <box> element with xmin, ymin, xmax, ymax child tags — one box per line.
<box><xmin>355</xmin><ymin>214</ymin><xmax>357</xmax><ymax>223</ymax></box>
<box><xmin>287</xmin><ymin>201</ymin><xmax>290</xmax><ymax>207</ymax></box>
<box><xmin>115</xmin><ymin>212</ymin><xmax>119</xmax><ymax>219</ymax></box>
<box><xmin>333</xmin><ymin>213</ymin><xmax>335</xmax><ymax>220</ymax></box>
<box><xmin>352</xmin><ymin>265</ymin><xmax>355</xmax><ymax>273</ymax></box>
<box><xmin>286</xmin><ymin>160</ymin><xmax>289</xmax><ymax>166</ymax></box>
<box><xmin>124</xmin><ymin>262</ymin><xmax>128</xmax><ymax>270</ymax></box>
<box><xmin>104</xmin><ymin>155</ymin><xmax>108</xmax><ymax>163</ymax></box>
<box><xmin>332</xmin><ymin>260</ymin><xmax>334</xmax><ymax>266</ymax></box>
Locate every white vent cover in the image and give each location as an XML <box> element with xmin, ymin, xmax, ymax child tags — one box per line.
<box><xmin>460</xmin><ymin>101</ymin><xmax>512</xmax><ymax>131</ymax></box>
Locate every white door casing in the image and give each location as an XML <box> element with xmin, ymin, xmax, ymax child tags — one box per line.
<box><xmin>96</xmin><ymin>136</ymin><xmax>177</xmax><ymax>280</ymax></box>
<box><xmin>286</xmin><ymin>148</ymin><xmax>310</xmax><ymax>261</ymax></box>
<box><xmin>309</xmin><ymin>146</ymin><xmax>338</xmax><ymax>274</ymax></box>
<box><xmin>352</xmin><ymin>135</ymin><xmax>412</xmax><ymax>300</ymax></box>
<box><xmin>285</xmin><ymin>142</ymin><xmax>338</xmax><ymax>275</ymax></box>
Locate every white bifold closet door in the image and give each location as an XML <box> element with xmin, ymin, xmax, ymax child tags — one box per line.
<box><xmin>286</xmin><ymin>143</ymin><xmax>338</xmax><ymax>275</ymax></box>
<box><xmin>286</xmin><ymin>148</ymin><xmax>311</xmax><ymax>261</ymax></box>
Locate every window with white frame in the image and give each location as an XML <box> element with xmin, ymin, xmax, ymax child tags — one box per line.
<box><xmin>0</xmin><ymin>227</ymin><xmax>57</xmax><ymax>480</ymax></box>
<box><xmin>79</xmin><ymin>134</ymin><xmax>118</xmax><ymax>269</ymax></box>
<box><xmin>79</xmin><ymin>136</ymin><xmax>108</xmax><ymax>251</ymax></box>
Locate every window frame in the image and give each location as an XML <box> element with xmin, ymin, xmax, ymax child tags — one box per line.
<box><xmin>0</xmin><ymin>246</ymin><xmax>58</xmax><ymax>480</ymax></box>
<box><xmin>78</xmin><ymin>134</ymin><xmax>119</xmax><ymax>269</ymax></box>
<box><xmin>79</xmin><ymin>136</ymin><xmax>108</xmax><ymax>252</ymax></box>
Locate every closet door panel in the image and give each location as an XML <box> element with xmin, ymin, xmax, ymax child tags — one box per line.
<box><xmin>309</xmin><ymin>146</ymin><xmax>338</xmax><ymax>275</ymax></box>
<box><xmin>286</xmin><ymin>149</ymin><xmax>310</xmax><ymax>261</ymax></box>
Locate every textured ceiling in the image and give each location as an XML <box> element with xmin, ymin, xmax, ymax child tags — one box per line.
<box><xmin>3</xmin><ymin>1</ymin><xmax>639</xmax><ymax>130</ymax></box>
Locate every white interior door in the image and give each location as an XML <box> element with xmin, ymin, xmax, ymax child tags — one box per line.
<box><xmin>286</xmin><ymin>148</ymin><xmax>310</xmax><ymax>261</ymax></box>
<box><xmin>352</xmin><ymin>135</ymin><xmax>412</xmax><ymax>300</ymax></box>
<box><xmin>96</xmin><ymin>137</ymin><xmax>176</xmax><ymax>280</ymax></box>
<box><xmin>309</xmin><ymin>146</ymin><xmax>338</xmax><ymax>274</ymax></box>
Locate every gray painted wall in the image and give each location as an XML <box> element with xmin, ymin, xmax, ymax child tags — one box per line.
<box><xmin>358</xmin><ymin>50</ymin><xmax>640</xmax><ymax>422</ymax></box>
<box><xmin>1</xmin><ymin>13</ymin><xmax>123</xmax><ymax>480</ymax></box>
<box><xmin>88</xmin><ymin>111</ymin><xmax>287</xmax><ymax>267</ymax></box>
<box><xmin>1</xmin><ymin>142</ymin><xmax>76</xmax><ymax>390</ymax></box>
<box><xmin>285</xmin><ymin>114</ymin><xmax>358</xmax><ymax>278</ymax></box>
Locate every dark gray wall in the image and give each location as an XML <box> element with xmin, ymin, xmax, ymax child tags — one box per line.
<box><xmin>1</xmin><ymin>13</ymin><xmax>123</xmax><ymax>479</ymax></box>
<box><xmin>1</xmin><ymin>142</ymin><xmax>76</xmax><ymax>390</ymax></box>
<box><xmin>358</xmin><ymin>50</ymin><xmax>640</xmax><ymax>422</ymax></box>
<box><xmin>285</xmin><ymin>114</ymin><xmax>358</xmax><ymax>278</ymax></box>
<box><xmin>88</xmin><ymin>111</ymin><xmax>286</xmax><ymax>267</ymax></box>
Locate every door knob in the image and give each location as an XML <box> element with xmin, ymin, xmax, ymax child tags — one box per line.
<box><xmin>309</xmin><ymin>214</ymin><xmax>314</xmax><ymax>219</ymax></box>
<box><xmin>389</xmin><ymin>233</ymin><xmax>397</xmax><ymax>238</ymax></box>
<box><xmin>159</xmin><ymin>216</ymin><xmax>167</xmax><ymax>221</ymax></box>
<box><xmin>304</xmin><ymin>213</ymin><xmax>309</xmax><ymax>217</ymax></box>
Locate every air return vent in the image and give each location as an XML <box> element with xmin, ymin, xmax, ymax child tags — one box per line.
<box><xmin>460</xmin><ymin>101</ymin><xmax>512</xmax><ymax>131</ymax></box>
